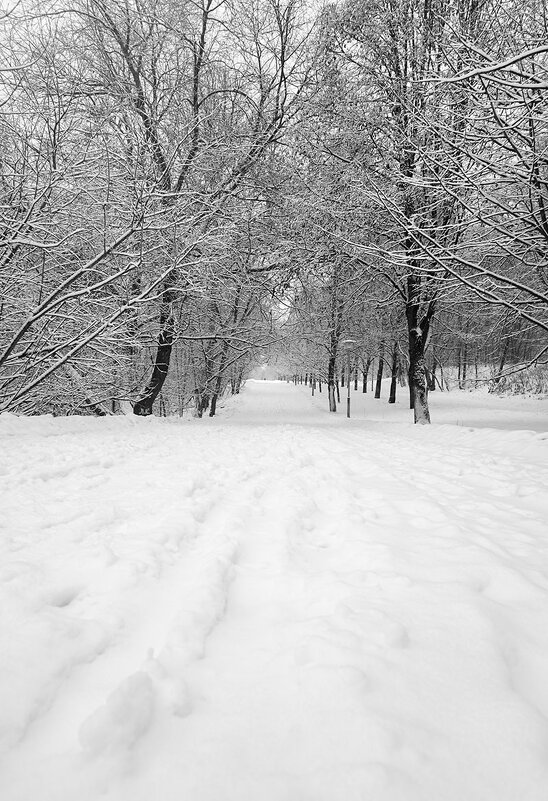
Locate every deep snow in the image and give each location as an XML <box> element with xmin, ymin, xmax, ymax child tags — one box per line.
<box><xmin>1</xmin><ymin>381</ymin><xmax>548</xmax><ymax>800</ymax></box>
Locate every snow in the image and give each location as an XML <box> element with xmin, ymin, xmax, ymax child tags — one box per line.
<box><xmin>0</xmin><ymin>380</ymin><xmax>548</xmax><ymax>800</ymax></box>
<box><xmin>344</xmin><ymin>379</ymin><xmax>548</xmax><ymax>433</ymax></box>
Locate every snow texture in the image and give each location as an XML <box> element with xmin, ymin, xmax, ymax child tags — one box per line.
<box><xmin>0</xmin><ymin>380</ymin><xmax>547</xmax><ymax>800</ymax></box>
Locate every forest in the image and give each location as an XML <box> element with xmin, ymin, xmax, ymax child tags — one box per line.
<box><xmin>2</xmin><ymin>4</ymin><xmax>548</xmax><ymax>795</ymax></box>
<box><xmin>1</xmin><ymin>0</ymin><xmax>547</xmax><ymax>423</ymax></box>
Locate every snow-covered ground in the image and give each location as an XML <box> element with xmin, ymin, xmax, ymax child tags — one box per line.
<box><xmin>1</xmin><ymin>380</ymin><xmax>548</xmax><ymax>801</ymax></box>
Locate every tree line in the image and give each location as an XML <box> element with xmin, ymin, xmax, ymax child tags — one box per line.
<box><xmin>1</xmin><ymin>0</ymin><xmax>546</xmax><ymax>421</ymax></box>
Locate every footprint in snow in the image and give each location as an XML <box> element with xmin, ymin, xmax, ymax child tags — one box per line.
<box><xmin>79</xmin><ymin>672</ymin><xmax>155</xmax><ymax>756</ymax></box>
<box><xmin>46</xmin><ymin>585</ymin><xmax>82</xmax><ymax>608</ymax></box>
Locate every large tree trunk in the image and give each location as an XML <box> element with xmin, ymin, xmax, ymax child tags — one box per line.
<box><xmin>133</xmin><ymin>300</ymin><xmax>175</xmax><ymax>416</ymax></box>
<box><xmin>406</xmin><ymin>289</ymin><xmax>434</xmax><ymax>424</ymax></box>
<box><xmin>408</xmin><ymin>329</ymin><xmax>429</xmax><ymax>423</ymax></box>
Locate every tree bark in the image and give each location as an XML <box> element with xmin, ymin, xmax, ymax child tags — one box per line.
<box><xmin>493</xmin><ymin>339</ymin><xmax>510</xmax><ymax>387</ymax></box>
<box><xmin>374</xmin><ymin>344</ymin><xmax>384</xmax><ymax>399</ymax></box>
<box><xmin>406</xmin><ymin>289</ymin><xmax>434</xmax><ymax>424</ymax></box>
<box><xmin>388</xmin><ymin>342</ymin><xmax>398</xmax><ymax>404</ymax></box>
<box><xmin>362</xmin><ymin>357</ymin><xmax>371</xmax><ymax>392</ymax></box>
<box><xmin>327</xmin><ymin>355</ymin><xmax>337</xmax><ymax>411</ymax></box>
<box><xmin>462</xmin><ymin>341</ymin><xmax>468</xmax><ymax>388</ymax></box>
<box><xmin>428</xmin><ymin>355</ymin><xmax>438</xmax><ymax>391</ymax></box>
<box><xmin>209</xmin><ymin>343</ymin><xmax>229</xmax><ymax>417</ymax></box>
<box><xmin>133</xmin><ymin>303</ymin><xmax>175</xmax><ymax>415</ymax></box>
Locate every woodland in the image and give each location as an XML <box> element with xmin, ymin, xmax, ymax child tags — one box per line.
<box><xmin>1</xmin><ymin>0</ymin><xmax>547</xmax><ymax>423</ymax></box>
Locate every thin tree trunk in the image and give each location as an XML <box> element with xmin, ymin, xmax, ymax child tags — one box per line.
<box><xmin>439</xmin><ymin>362</ymin><xmax>448</xmax><ymax>392</ymax></box>
<box><xmin>209</xmin><ymin>343</ymin><xmax>229</xmax><ymax>417</ymax></box>
<box><xmin>234</xmin><ymin>367</ymin><xmax>244</xmax><ymax>393</ymax></box>
<box><xmin>327</xmin><ymin>355</ymin><xmax>336</xmax><ymax>412</ymax></box>
<box><xmin>374</xmin><ymin>344</ymin><xmax>384</xmax><ymax>399</ymax></box>
<box><xmin>428</xmin><ymin>356</ymin><xmax>438</xmax><ymax>391</ymax></box>
<box><xmin>209</xmin><ymin>392</ymin><xmax>219</xmax><ymax>416</ymax></box>
<box><xmin>494</xmin><ymin>339</ymin><xmax>510</xmax><ymax>386</ymax></box>
<box><xmin>194</xmin><ymin>386</ymin><xmax>204</xmax><ymax>417</ymax></box>
<box><xmin>388</xmin><ymin>342</ymin><xmax>398</xmax><ymax>404</ymax></box>
<box><xmin>362</xmin><ymin>357</ymin><xmax>371</xmax><ymax>393</ymax></box>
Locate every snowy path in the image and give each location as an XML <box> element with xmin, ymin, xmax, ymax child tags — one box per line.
<box><xmin>1</xmin><ymin>382</ymin><xmax>548</xmax><ymax>800</ymax></box>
